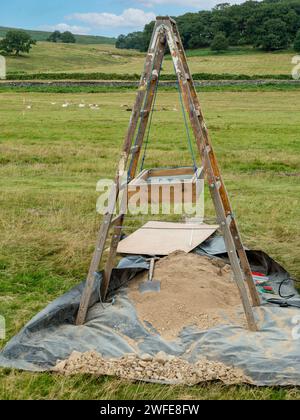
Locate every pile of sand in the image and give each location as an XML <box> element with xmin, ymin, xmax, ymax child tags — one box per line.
<box><xmin>54</xmin><ymin>351</ymin><xmax>250</xmax><ymax>385</ymax></box>
<box><xmin>128</xmin><ymin>252</ymin><xmax>247</xmax><ymax>339</ymax></box>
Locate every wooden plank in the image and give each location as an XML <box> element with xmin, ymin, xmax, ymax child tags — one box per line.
<box><xmin>127</xmin><ymin>166</ymin><xmax>203</xmax><ymax>205</ymax></box>
<box><xmin>129</xmin><ymin>169</ymin><xmax>150</xmax><ymax>184</ymax></box>
<box><xmin>117</xmin><ymin>221</ymin><xmax>218</xmax><ymax>256</ymax></box>
<box><xmin>148</xmin><ymin>167</ymin><xmax>195</xmax><ymax>177</ymax></box>
<box><xmin>127</xmin><ymin>180</ymin><xmax>198</xmax><ymax>205</ymax></box>
<box><xmin>101</xmin><ymin>222</ymin><xmax>123</xmax><ymax>300</ymax></box>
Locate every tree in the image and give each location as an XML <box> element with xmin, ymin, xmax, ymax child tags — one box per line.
<box><xmin>0</xmin><ymin>30</ymin><xmax>36</xmax><ymax>56</ymax></box>
<box><xmin>60</xmin><ymin>31</ymin><xmax>76</xmax><ymax>44</ymax></box>
<box><xmin>47</xmin><ymin>30</ymin><xmax>76</xmax><ymax>44</ymax></box>
<box><xmin>116</xmin><ymin>34</ymin><xmax>126</xmax><ymax>49</ymax></box>
<box><xmin>210</xmin><ymin>32</ymin><xmax>229</xmax><ymax>51</ymax></box>
<box><xmin>256</xmin><ymin>18</ymin><xmax>289</xmax><ymax>51</ymax></box>
<box><xmin>294</xmin><ymin>30</ymin><xmax>300</xmax><ymax>52</ymax></box>
<box><xmin>214</xmin><ymin>3</ymin><xmax>231</xmax><ymax>10</ymax></box>
<box><xmin>115</xmin><ymin>31</ymin><xmax>148</xmax><ymax>51</ymax></box>
<box><xmin>48</xmin><ymin>30</ymin><xmax>61</xmax><ymax>43</ymax></box>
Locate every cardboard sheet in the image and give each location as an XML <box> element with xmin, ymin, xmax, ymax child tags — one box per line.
<box><xmin>117</xmin><ymin>221</ymin><xmax>219</xmax><ymax>255</ymax></box>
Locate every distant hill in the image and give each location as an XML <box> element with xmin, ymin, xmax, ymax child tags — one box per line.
<box><xmin>0</xmin><ymin>26</ymin><xmax>116</xmax><ymax>45</ymax></box>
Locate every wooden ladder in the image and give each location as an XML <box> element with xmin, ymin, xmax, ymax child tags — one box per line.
<box><xmin>76</xmin><ymin>16</ymin><xmax>261</xmax><ymax>330</ymax></box>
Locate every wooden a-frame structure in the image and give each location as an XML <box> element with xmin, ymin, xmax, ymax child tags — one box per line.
<box><xmin>76</xmin><ymin>16</ymin><xmax>261</xmax><ymax>330</ymax></box>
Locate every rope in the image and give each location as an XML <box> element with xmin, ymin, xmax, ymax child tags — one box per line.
<box><xmin>95</xmin><ymin>272</ymin><xmax>115</xmax><ymax>310</ymax></box>
<box><xmin>127</xmin><ymin>53</ymin><xmax>156</xmax><ymax>180</ymax></box>
<box><xmin>131</xmin><ymin>40</ymin><xmax>197</xmax><ymax>174</ymax></box>
<box><xmin>140</xmin><ymin>57</ymin><xmax>162</xmax><ymax>172</ymax></box>
<box><xmin>175</xmin><ymin>76</ymin><xmax>197</xmax><ymax>171</ymax></box>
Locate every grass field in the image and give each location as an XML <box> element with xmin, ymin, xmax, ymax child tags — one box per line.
<box><xmin>4</xmin><ymin>42</ymin><xmax>142</xmax><ymax>74</ymax></box>
<box><xmin>0</xmin><ymin>88</ymin><xmax>299</xmax><ymax>399</ymax></box>
<box><xmin>3</xmin><ymin>41</ymin><xmax>296</xmax><ymax>76</ymax></box>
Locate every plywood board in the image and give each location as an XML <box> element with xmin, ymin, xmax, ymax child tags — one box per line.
<box><xmin>117</xmin><ymin>221</ymin><xmax>219</xmax><ymax>256</ymax></box>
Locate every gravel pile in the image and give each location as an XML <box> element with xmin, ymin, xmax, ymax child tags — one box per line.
<box><xmin>53</xmin><ymin>351</ymin><xmax>250</xmax><ymax>385</ymax></box>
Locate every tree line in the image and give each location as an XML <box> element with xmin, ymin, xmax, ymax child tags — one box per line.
<box><xmin>47</xmin><ymin>31</ymin><xmax>76</xmax><ymax>44</ymax></box>
<box><xmin>116</xmin><ymin>0</ymin><xmax>300</xmax><ymax>52</ymax></box>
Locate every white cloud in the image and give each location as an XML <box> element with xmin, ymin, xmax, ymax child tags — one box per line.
<box><xmin>137</xmin><ymin>0</ymin><xmax>208</xmax><ymax>7</ymax></box>
<box><xmin>136</xmin><ymin>0</ymin><xmax>243</xmax><ymax>9</ymax></box>
<box><xmin>40</xmin><ymin>23</ymin><xmax>90</xmax><ymax>35</ymax></box>
<box><xmin>68</xmin><ymin>8</ymin><xmax>156</xmax><ymax>29</ymax></box>
<box><xmin>139</xmin><ymin>0</ymin><xmax>203</xmax><ymax>9</ymax></box>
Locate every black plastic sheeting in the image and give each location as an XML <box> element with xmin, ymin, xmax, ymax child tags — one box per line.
<box><xmin>0</xmin><ymin>235</ymin><xmax>300</xmax><ymax>386</ymax></box>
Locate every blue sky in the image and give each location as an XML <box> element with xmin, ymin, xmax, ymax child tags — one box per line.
<box><xmin>1</xmin><ymin>0</ymin><xmax>244</xmax><ymax>37</ymax></box>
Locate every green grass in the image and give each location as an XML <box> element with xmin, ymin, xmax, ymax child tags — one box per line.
<box><xmin>184</xmin><ymin>46</ymin><xmax>296</xmax><ymax>57</ymax></box>
<box><xmin>3</xmin><ymin>42</ymin><xmax>143</xmax><ymax>74</ymax></box>
<box><xmin>1</xmin><ymin>40</ymin><xmax>296</xmax><ymax>76</ymax></box>
<box><xmin>182</xmin><ymin>50</ymin><xmax>295</xmax><ymax>76</ymax></box>
<box><xmin>0</xmin><ymin>26</ymin><xmax>116</xmax><ymax>45</ymax></box>
<box><xmin>0</xmin><ymin>89</ymin><xmax>299</xmax><ymax>399</ymax></box>
<box><xmin>1</xmin><ymin>371</ymin><xmax>299</xmax><ymax>400</ymax></box>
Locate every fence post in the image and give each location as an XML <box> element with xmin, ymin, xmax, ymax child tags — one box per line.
<box><xmin>0</xmin><ymin>55</ymin><xmax>6</xmax><ymax>79</ymax></box>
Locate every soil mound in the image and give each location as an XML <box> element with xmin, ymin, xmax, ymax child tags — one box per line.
<box><xmin>128</xmin><ymin>252</ymin><xmax>247</xmax><ymax>339</ymax></box>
